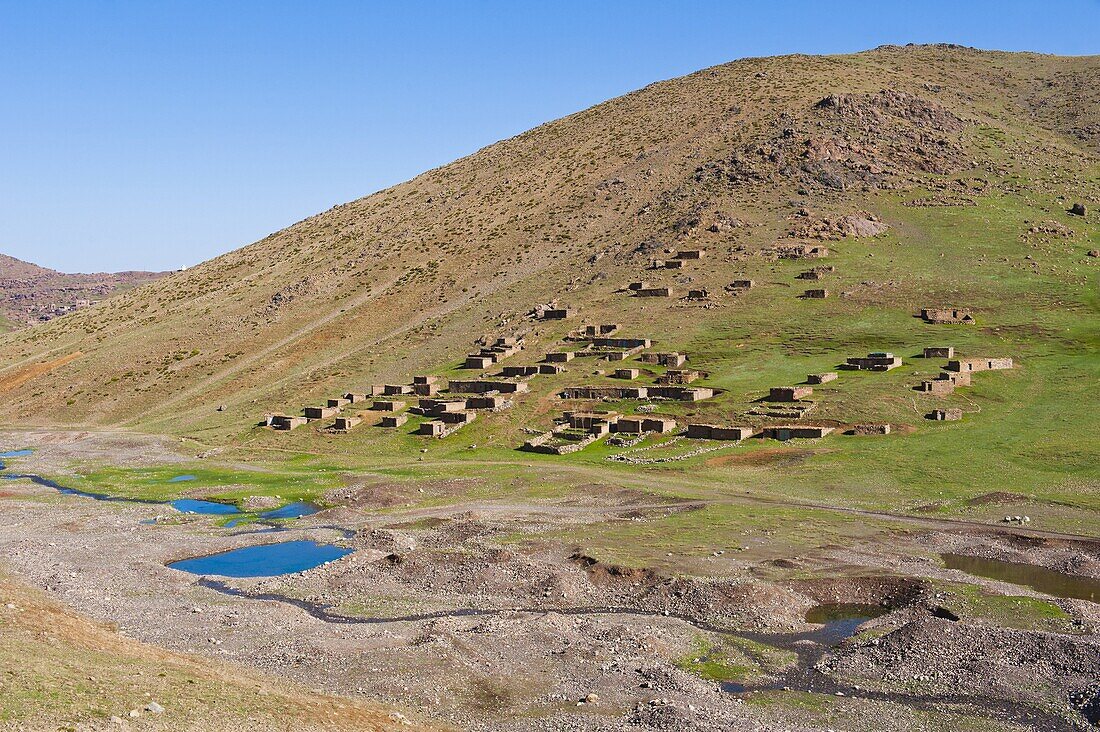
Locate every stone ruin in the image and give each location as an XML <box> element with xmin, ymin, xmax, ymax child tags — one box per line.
<box><xmin>304</xmin><ymin>405</ymin><xmax>339</xmax><ymax>420</ymax></box>
<box><xmin>639</xmin><ymin>352</ymin><xmax>686</xmax><ymax>367</ymax></box>
<box><xmin>920</xmin><ymin>308</ymin><xmax>974</xmax><ymax>325</ymax></box>
<box><xmin>269</xmin><ymin>415</ymin><xmax>306</xmax><ymax>430</ymax></box>
<box><xmin>844</xmin><ymin>352</ymin><xmax>902</xmax><ymax>371</ymax></box>
<box><xmin>796</xmin><ymin>266</ymin><xmax>835</xmax><ymax>280</ymax></box>
<box><xmin>761</xmin><ymin>425</ymin><xmax>833</xmax><ymax>440</ymax></box>
<box><xmin>465</xmin><ymin>336</ymin><xmax>525</xmax><ymax>369</ymax></box>
<box><xmin>522</xmin><ymin>411</ymin><xmax>619</xmax><ymax>454</ymax></box>
<box><xmin>947</xmin><ymin>357</ymin><xmax>1013</xmax><ymax>373</ymax></box>
<box><xmin>918</xmin><ymin>379</ymin><xmax>955</xmax><ymax>396</ymax></box>
<box><xmin>657</xmin><ymin>369</ymin><xmax>700</xmax><ymax>385</ymax></box>
<box><xmin>634</xmin><ymin>286</ymin><xmax>674</xmax><ymax>297</ymax></box>
<box><xmin>685</xmin><ymin>424</ymin><xmax>757</xmax><ymax>440</ymax></box>
<box><xmin>772</xmin><ymin>243</ymin><xmax>830</xmax><ymax>260</ymax></box>
<box><xmin>850</xmin><ymin>423</ymin><xmax>891</xmax><ymax>436</ymax></box>
<box><xmin>769</xmin><ymin>386</ymin><xmax>813</xmax><ymax>402</ymax></box>
<box><xmin>333</xmin><ymin>415</ymin><xmax>361</xmax><ymax>431</ymax></box>
<box><xmin>928</xmin><ymin>408</ymin><xmax>963</xmax><ymax>421</ymax></box>
<box><xmin>533</xmin><ymin>304</ymin><xmax>576</xmax><ymax>320</ymax></box>
<box><xmin>616</xmin><ymin>416</ymin><xmax>677</xmax><ymax>434</ymax></box>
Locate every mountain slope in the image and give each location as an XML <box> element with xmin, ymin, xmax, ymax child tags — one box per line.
<box><xmin>0</xmin><ymin>45</ymin><xmax>1097</xmax><ymax>443</ymax></box>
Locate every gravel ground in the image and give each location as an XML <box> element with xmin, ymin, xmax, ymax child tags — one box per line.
<box><xmin>2</xmin><ymin>430</ymin><xmax>1098</xmax><ymax>731</ymax></box>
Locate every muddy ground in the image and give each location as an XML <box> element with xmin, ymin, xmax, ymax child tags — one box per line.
<box><xmin>1</xmin><ymin>430</ymin><xmax>1098</xmax><ymax>731</ymax></box>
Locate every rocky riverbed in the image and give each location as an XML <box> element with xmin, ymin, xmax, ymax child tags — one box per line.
<box><xmin>2</xmin><ymin>430</ymin><xmax>1098</xmax><ymax>731</ymax></box>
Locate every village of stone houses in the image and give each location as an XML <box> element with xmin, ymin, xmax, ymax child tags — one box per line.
<box><xmin>1</xmin><ymin>45</ymin><xmax>1099</xmax><ymax>732</ymax></box>
<box><xmin>264</xmin><ymin>249</ymin><xmax>1015</xmax><ymax>459</ymax></box>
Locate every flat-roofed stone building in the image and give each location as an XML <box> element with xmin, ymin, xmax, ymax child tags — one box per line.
<box><xmin>418</xmin><ymin>420</ymin><xmax>446</xmax><ymax>437</ymax></box>
<box><xmin>448</xmin><ymin>379</ymin><xmax>529</xmax><ymax>394</ymax></box>
<box><xmin>616</xmin><ymin>416</ymin><xmax>677</xmax><ymax>434</ymax></box>
<box><xmin>686</xmin><ymin>424</ymin><xmax>757</xmax><ymax>440</ymax></box>
<box><xmin>270</xmin><ymin>415</ymin><xmax>307</xmax><ymax>430</ymax></box>
<box><xmin>770</xmin><ymin>386</ymin><xmax>813</xmax><ymax>402</ymax></box>
<box><xmin>947</xmin><ymin>357</ymin><xmax>1013</xmax><ymax>373</ymax></box>
<box><xmin>334</xmin><ymin>416</ymin><xmax>361</xmax><ymax>430</ymax></box>
<box><xmin>761</xmin><ymin>425</ymin><xmax>833</xmax><ymax>440</ymax></box>
<box><xmin>845</xmin><ymin>352</ymin><xmax>902</xmax><ymax>371</ymax></box>
<box><xmin>918</xmin><ymin>380</ymin><xmax>955</xmax><ymax>396</ymax></box>
<box><xmin>560</xmin><ymin>386</ymin><xmax>648</xmax><ymax>400</ymax></box>
<box><xmin>929</xmin><ymin>408</ymin><xmax>963</xmax><ymax>421</ymax></box>
<box><xmin>380</xmin><ymin>414</ymin><xmax>408</xmax><ymax>428</ymax></box>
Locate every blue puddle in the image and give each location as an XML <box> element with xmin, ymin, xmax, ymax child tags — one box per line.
<box><xmin>168</xmin><ymin>540</ymin><xmax>352</xmax><ymax>577</ymax></box>
<box><xmin>259</xmin><ymin>501</ymin><xmax>319</xmax><ymax>520</ymax></box>
<box><xmin>0</xmin><ymin>449</ymin><xmax>34</xmax><ymax>458</ymax></box>
<box><xmin>167</xmin><ymin>474</ymin><xmax>197</xmax><ymax>483</ymax></box>
<box><xmin>224</xmin><ymin>502</ymin><xmax>319</xmax><ymax>527</ymax></box>
<box><xmin>172</xmin><ymin>498</ymin><xmax>240</xmax><ymax>515</ymax></box>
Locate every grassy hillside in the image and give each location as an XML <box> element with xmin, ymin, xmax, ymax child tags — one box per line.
<box><xmin>1</xmin><ymin>45</ymin><xmax>1098</xmax><ymax>535</ymax></box>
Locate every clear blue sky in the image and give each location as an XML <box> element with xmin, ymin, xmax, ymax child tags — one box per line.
<box><xmin>1</xmin><ymin>1</ymin><xmax>1097</xmax><ymax>272</ymax></box>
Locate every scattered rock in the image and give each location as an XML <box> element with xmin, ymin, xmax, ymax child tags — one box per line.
<box><xmin>1069</xmin><ymin>203</ymin><xmax>1086</xmax><ymax>216</ymax></box>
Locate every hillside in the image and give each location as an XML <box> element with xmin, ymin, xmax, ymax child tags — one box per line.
<box><xmin>0</xmin><ymin>46</ymin><xmax>1097</xmax><ymax>453</ymax></box>
<box><xmin>0</xmin><ymin>252</ymin><xmax>167</xmax><ymax>329</ymax></box>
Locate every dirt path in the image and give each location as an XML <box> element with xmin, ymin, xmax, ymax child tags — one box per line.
<box><xmin>360</xmin><ymin>456</ymin><xmax>1100</xmax><ymax>544</ymax></box>
<box><xmin>0</xmin><ymin>351</ymin><xmax>82</xmax><ymax>393</ymax></box>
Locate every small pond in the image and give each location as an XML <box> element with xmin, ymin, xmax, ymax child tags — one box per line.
<box><xmin>167</xmin><ymin>540</ymin><xmax>352</xmax><ymax>577</ymax></box>
<box><xmin>167</xmin><ymin>474</ymin><xmax>197</xmax><ymax>483</ymax></box>
<box><xmin>802</xmin><ymin>603</ymin><xmax>889</xmax><ymax>645</ymax></box>
<box><xmin>942</xmin><ymin>553</ymin><xmax>1100</xmax><ymax>603</ymax></box>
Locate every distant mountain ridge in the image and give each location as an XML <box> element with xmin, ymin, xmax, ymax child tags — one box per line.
<box><xmin>0</xmin><ymin>253</ymin><xmax>56</xmax><ymax>279</ymax></box>
<box><xmin>0</xmin><ymin>252</ymin><xmax>167</xmax><ymax>330</ymax></box>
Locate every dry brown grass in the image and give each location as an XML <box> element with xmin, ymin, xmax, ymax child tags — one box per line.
<box><xmin>0</xmin><ymin>569</ymin><xmax>440</xmax><ymax>731</ymax></box>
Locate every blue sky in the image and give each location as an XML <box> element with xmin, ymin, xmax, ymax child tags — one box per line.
<box><xmin>1</xmin><ymin>1</ymin><xmax>1097</xmax><ymax>272</ymax></box>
